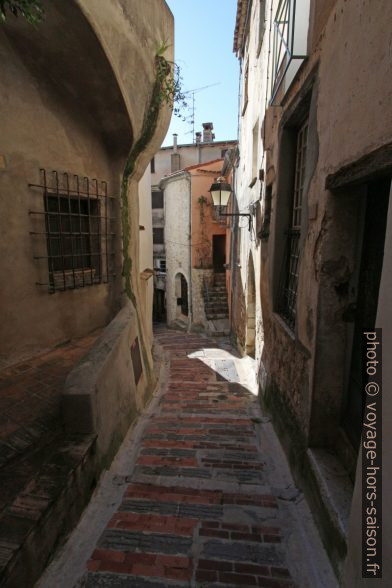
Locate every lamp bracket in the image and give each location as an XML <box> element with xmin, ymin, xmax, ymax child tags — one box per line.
<box><xmin>218</xmin><ymin>208</ymin><xmax>252</xmax><ymax>231</ymax></box>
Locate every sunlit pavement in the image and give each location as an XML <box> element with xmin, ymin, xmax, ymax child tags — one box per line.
<box><xmin>37</xmin><ymin>328</ymin><xmax>336</xmax><ymax>588</ymax></box>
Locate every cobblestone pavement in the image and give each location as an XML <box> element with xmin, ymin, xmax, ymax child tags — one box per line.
<box><xmin>39</xmin><ymin>328</ymin><xmax>335</xmax><ymax>588</ymax></box>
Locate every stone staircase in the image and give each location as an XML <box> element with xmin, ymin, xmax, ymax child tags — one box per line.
<box><xmin>203</xmin><ymin>273</ymin><xmax>229</xmax><ymax>320</ymax></box>
<box><xmin>203</xmin><ymin>273</ymin><xmax>230</xmax><ymax>337</ymax></box>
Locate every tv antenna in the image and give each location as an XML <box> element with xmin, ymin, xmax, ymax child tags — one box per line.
<box><xmin>183</xmin><ymin>83</ymin><xmax>221</xmax><ymax>142</ymax></box>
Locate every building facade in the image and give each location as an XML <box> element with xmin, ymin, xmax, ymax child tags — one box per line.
<box><xmin>161</xmin><ymin>158</ymin><xmax>232</xmax><ymax>334</ymax></box>
<box><xmin>150</xmin><ymin>125</ymin><xmax>237</xmax><ymax>321</ymax></box>
<box><xmin>0</xmin><ymin>1</ymin><xmax>173</xmax><ymax>583</ymax></box>
<box><xmin>232</xmin><ymin>0</ymin><xmax>392</xmax><ymax>583</ymax></box>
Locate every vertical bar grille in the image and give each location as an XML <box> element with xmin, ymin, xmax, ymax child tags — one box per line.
<box><xmin>29</xmin><ymin>168</ymin><xmax>116</xmax><ymax>293</ymax></box>
<box><xmin>280</xmin><ymin>120</ymin><xmax>308</xmax><ymax>328</ymax></box>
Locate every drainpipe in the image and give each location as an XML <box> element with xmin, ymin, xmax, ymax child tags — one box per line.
<box><xmin>186</xmin><ymin>171</ymin><xmax>193</xmax><ymax>331</ymax></box>
<box><xmin>229</xmin><ymin>165</ymin><xmax>237</xmax><ymax>340</ymax></box>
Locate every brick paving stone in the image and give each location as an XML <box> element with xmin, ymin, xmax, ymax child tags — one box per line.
<box><xmin>77</xmin><ymin>328</ymin><xmax>297</xmax><ymax>587</ymax></box>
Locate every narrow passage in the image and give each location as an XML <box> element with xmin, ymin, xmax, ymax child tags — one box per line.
<box><xmin>44</xmin><ymin>328</ymin><xmax>334</xmax><ymax>588</ymax></box>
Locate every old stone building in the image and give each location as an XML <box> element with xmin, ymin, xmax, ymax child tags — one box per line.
<box><xmin>160</xmin><ymin>158</ymin><xmax>231</xmax><ymax>335</ymax></box>
<box><xmin>150</xmin><ymin>125</ymin><xmax>237</xmax><ymax>321</ymax></box>
<box><xmin>0</xmin><ymin>0</ymin><xmax>173</xmax><ymax>584</ymax></box>
<box><xmin>232</xmin><ymin>0</ymin><xmax>392</xmax><ymax>583</ymax></box>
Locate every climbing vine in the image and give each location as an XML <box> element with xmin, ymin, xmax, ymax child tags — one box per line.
<box><xmin>121</xmin><ymin>44</ymin><xmax>186</xmax><ymax>301</ymax></box>
<box><xmin>196</xmin><ymin>195</ymin><xmax>211</xmax><ymax>269</ymax></box>
<box><xmin>0</xmin><ymin>0</ymin><xmax>43</xmax><ymax>25</ymax></box>
<box><xmin>120</xmin><ymin>45</ymin><xmax>186</xmax><ymax>379</ymax></box>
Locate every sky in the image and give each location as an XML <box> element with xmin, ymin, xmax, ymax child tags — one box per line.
<box><xmin>163</xmin><ymin>0</ymin><xmax>239</xmax><ymax>146</ymax></box>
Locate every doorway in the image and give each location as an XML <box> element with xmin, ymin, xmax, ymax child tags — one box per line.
<box><xmin>180</xmin><ymin>274</ymin><xmax>188</xmax><ymax>316</ymax></box>
<box><xmin>175</xmin><ymin>272</ymin><xmax>188</xmax><ymax>318</ymax></box>
<box><xmin>213</xmin><ymin>235</ymin><xmax>226</xmax><ymax>273</ymax></box>
<box><xmin>246</xmin><ymin>254</ymin><xmax>256</xmax><ymax>357</ymax></box>
<box><xmin>342</xmin><ymin>177</ymin><xmax>390</xmax><ymax>450</ymax></box>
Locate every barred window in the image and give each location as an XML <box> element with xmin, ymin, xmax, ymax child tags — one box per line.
<box><xmin>45</xmin><ymin>195</ymin><xmax>101</xmax><ymax>287</ymax></box>
<box><xmin>29</xmin><ymin>169</ymin><xmax>114</xmax><ymax>292</ymax></box>
<box><xmin>151</xmin><ymin>190</ymin><xmax>164</xmax><ymax>209</ymax></box>
<box><xmin>153</xmin><ymin>227</ymin><xmax>164</xmax><ymax>244</ymax></box>
<box><xmin>279</xmin><ymin>119</ymin><xmax>308</xmax><ymax>328</ymax></box>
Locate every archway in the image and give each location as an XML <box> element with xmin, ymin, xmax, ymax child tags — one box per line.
<box><xmin>245</xmin><ymin>254</ymin><xmax>256</xmax><ymax>357</ymax></box>
<box><xmin>174</xmin><ymin>272</ymin><xmax>188</xmax><ymax>318</ymax></box>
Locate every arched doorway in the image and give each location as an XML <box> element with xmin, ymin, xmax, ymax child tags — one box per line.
<box><xmin>245</xmin><ymin>254</ymin><xmax>256</xmax><ymax>357</ymax></box>
<box><xmin>175</xmin><ymin>272</ymin><xmax>188</xmax><ymax>318</ymax></box>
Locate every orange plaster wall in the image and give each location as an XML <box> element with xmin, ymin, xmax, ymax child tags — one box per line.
<box><xmin>188</xmin><ymin>161</ymin><xmax>227</xmax><ymax>269</ymax></box>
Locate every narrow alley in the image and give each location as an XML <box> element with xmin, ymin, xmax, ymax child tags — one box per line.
<box><xmin>1</xmin><ymin>0</ymin><xmax>391</xmax><ymax>585</ymax></box>
<box><xmin>38</xmin><ymin>328</ymin><xmax>335</xmax><ymax>588</ymax></box>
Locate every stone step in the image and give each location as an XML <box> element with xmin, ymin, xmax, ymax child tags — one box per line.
<box><xmin>204</xmin><ymin>299</ymin><xmax>228</xmax><ymax>306</ymax></box>
<box><xmin>203</xmin><ymin>291</ymin><xmax>227</xmax><ymax>299</ymax></box>
<box><xmin>205</xmin><ymin>306</ymin><xmax>228</xmax><ymax>312</ymax></box>
<box><xmin>206</xmin><ymin>313</ymin><xmax>229</xmax><ymax>320</ymax></box>
<box><xmin>205</xmin><ymin>291</ymin><xmax>227</xmax><ymax>297</ymax></box>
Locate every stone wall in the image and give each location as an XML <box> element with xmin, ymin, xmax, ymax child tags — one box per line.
<box><xmin>138</xmin><ymin>166</ymin><xmax>154</xmax><ymax>347</ymax></box>
<box><xmin>0</xmin><ymin>0</ymin><xmax>173</xmax><ymax>367</ymax></box>
<box><xmin>234</xmin><ymin>0</ymin><xmax>392</xmax><ymax>578</ymax></box>
<box><xmin>191</xmin><ymin>268</ymin><xmax>214</xmax><ymax>329</ymax></box>
<box><xmin>62</xmin><ymin>303</ymin><xmax>154</xmax><ymax>468</ymax></box>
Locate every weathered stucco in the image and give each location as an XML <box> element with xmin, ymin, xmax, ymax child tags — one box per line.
<box><xmin>234</xmin><ymin>0</ymin><xmax>392</xmax><ymax>579</ymax></box>
<box><xmin>138</xmin><ymin>166</ymin><xmax>154</xmax><ymax>347</ymax></box>
<box><xmin>62</xmin><ymin>303</ymin><xmax>152</xmax><ymax>468</ymax></box>
<box><xmin>0</xmin><ymin>0</ymin><xmax>174</xmax><ymax>522</ymax></box>
<box><xmin>162</xmin><ymin>173</ymin><xmax>191</xmax><ymax>326</ymax></box>
<box><xmin>0</xmin><ymin>0</ymin><xmax>173</xmax><ymax>366</ymax></box>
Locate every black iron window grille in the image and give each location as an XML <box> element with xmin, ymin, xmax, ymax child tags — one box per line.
<box><xmin>151</xmin><ymin>190</ymin><xmax>164</xmax><ymax>209</ymax></box>
<box><xmin>29</xmin><ymin>169</ymin><xmax>116</xmax><ymax>293</ymax></box>
<box><xmin>270</xmin><ymin>0</ymin><xmax>309</xmax><ymax>105</ymax></box>
<box><xmin>279</xmin><ymin>120</ymin><xmax>308</xmax><ymax>328</ymax></box>
<box><xmin>153</xmin><ymin>227</ymin><xmax>164</xmax><ymax>244</ymax></box>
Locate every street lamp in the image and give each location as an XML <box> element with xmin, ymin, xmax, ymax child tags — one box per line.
<box><xmin>208</xmin><ymin>177</ymin><xmax>252</xmax><ymax>231</ymax></box>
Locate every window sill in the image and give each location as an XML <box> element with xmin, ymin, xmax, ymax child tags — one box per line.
<box><xmin>52</xmin><ymin>268</ymin><xmax>97</xmax><ymax>290</ymax></box>
<box><xmin>273</xmin><ymin>312</ymin><xmax>295</xmax><ymax>341</ymax></box>
<box><xmin>272</xmin><ymin>312</ymin><xmax>311</xmax><ymax>358</ymax></box>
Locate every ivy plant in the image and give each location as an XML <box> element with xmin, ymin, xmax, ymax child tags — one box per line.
<box><xmin>155</xmin><ymin>41</ymin><xmax>188</xmax><ymax>120</ymax></box>
<box><xmin>0</xmin><ymin>0</ymin><xmax>44</xmax><ymax>25</ymax></box>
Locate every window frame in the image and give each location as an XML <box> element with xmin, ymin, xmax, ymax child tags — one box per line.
<box><xmin>44</xmin><ymin>193</ymin><xmax>102</xmax><ymax>290</ymax></box>
<box><xmin>153</xmin><ymin>227</ymin><xmax>164</xmax><ymax>245</ymax></box>
<box><xmin>241</xmin><ymin>60</ymin><xmax>249</xmax><ymax>116</ymax></box>
<box><xmin>151</xmin><ymin>190</ymin><xmax>164</xmax><ymax>209</ymax></box>
<box><xmin>278</xmin><ymin>118</ymin><xmax>308</xmax><ymax>329</ymax></box>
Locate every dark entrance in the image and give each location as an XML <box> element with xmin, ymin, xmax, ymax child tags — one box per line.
<box><xmin>180</xmin><ymin>274</ymin><xmax>188</xmax><ymax>316</ymax></box>
<box><xmin>213</xmin><ymin>235</ymin><xmax>226</xmax><ymax>273</ymax></box>
<box><xmin>342</xmin><ymin>178</ymin><xmax>390</xmax><ymax>450</ymax></box>
<box><xmin>153</xmin><ymin>289</ymin><xmax>166</xmax><ymax>322</ymax></box>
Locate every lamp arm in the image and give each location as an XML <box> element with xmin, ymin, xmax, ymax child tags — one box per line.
<box><xmin>218</xmin><ymin>210</ymin><xmax>252</xmax><ymax>231</ymax></box>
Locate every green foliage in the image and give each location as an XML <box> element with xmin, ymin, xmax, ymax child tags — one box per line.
<box><xmin>154</xmin><ymin>48</ymin><xmax>188</xmax><ymax>121</ymax></box>
<box><xmin>0</xmin><ymin>0</ymin><xmax>44</xmax><ymax>25</ymax></box>
<box><xmin>155</xmin><ymin>39</ymin><xmax>172</xmax><ymax>56</ymax></box>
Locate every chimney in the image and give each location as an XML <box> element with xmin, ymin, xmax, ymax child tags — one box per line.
<box><xmin>171</xmin><ymin>134</ymin><xmax>180</xmax><ymax>172</ymax></box>
<box><xmin>195</xmin><ymin>132</ymin><xmax>202</xmax><ymax>144</ymax></box>
<box><xmin>202</xmin><ymin>122</ymin><xmax>214</xmax><ymax>143</ymax></box>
